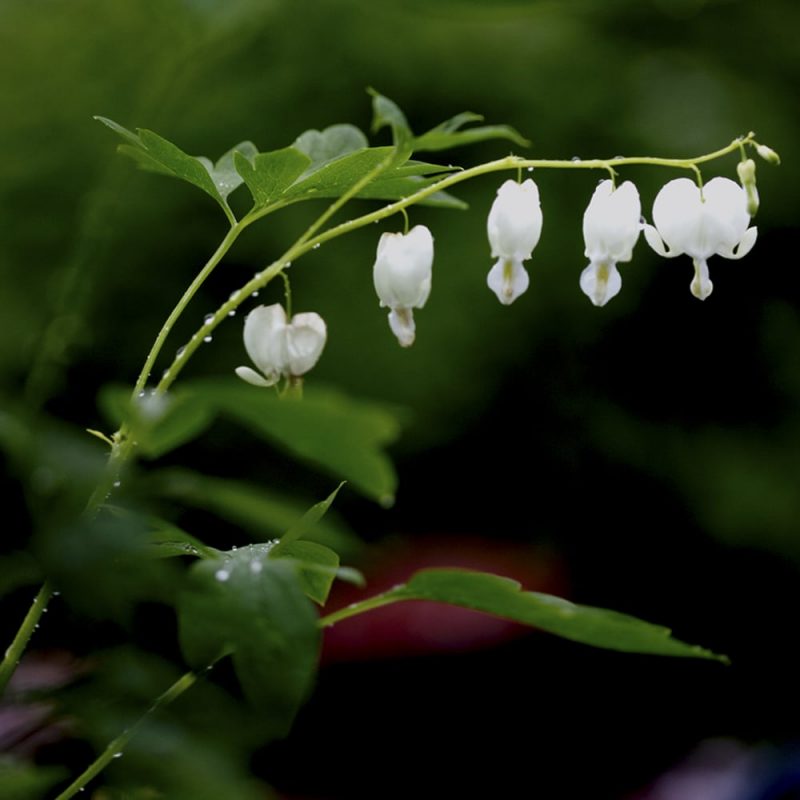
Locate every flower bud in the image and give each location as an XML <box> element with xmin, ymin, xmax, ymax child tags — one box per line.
<box><xmin>736</xmin><ymin>158</ymin><xmax>759</xmax><ymax>216</ymax></box>
<box><xmin>236</xmin><ymin>303</ymin><xmax>327</xmax><ymax>387</ymax></box>
<box><xmin>755</xmin><ymin>143</ymin><xmax>781</xmax><ymax>165</ymax></box>
<box><xmin>373</xmin><ymin>225</ymin><xmax>434</xmax><ymax>347</ymax></box>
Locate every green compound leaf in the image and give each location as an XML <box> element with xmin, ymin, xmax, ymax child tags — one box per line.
<box><xmin>327</xmin><ymin>569</ymin><xmax>728</xmax><ymax>663</ymax></box>
<box><xmin>190</xmin><ymin>381</ymin><xmax>401</xmax><ymax>505</ymax></box>
<box><xmin>233</xmin><ymin>146</ymin><xmax>311</xmax><ymax>208</ymax></box>
<box><xmin>178</xmin><ymin>550</ymin><xmax>320</xmax><ymax>740</ymax></box>
<box><xmin>95</xmin><ymin>117</ymin><xmax>247</xmax><ymax>220</ymax></box>
<box><xmin>414</xmin><ymin>111</ymin><xmax>529</xmax><ymax>152</ymax></box>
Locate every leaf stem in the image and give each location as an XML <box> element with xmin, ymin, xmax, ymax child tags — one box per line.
<box><xmin>53</xmin><ymin>664</ymin><xmax>211</xmax><ymax>800</ymax></box>
<box><xmin>0</xmin><ymin>581</ymin><xmax>53</xmax><ymax>696</ymax></box>
<box><xmin>318</xmin><ymin>592</ymin><xmax>399</xmax><ymax>627</ymax></box>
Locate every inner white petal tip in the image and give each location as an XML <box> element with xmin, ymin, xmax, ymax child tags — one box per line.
<box><xmin>388</xmin><ymin>308</ymin><xmax>416</xmax><ymax>347</ymax></box>
<box><xmin>487</xmin><ymin>258</ymin><xmax>529</xmax><ymax>306</ymax></box>
<box><xmin>690</xmin><ymin>259</ymin><xmax>714</xmax><ymax>301</ymax></box>
<box><xmin>580</xmin><ymin>262</ymin><xmax>621</xmax><ymax>307</ymax></box>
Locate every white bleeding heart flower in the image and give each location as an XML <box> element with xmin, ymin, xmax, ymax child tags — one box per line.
<box><xmin>643</xmin><ymin>177</ymin><xmax>758</xmax><ymax>301</ymax></box>
<box><xmin>486</xmin><ymin>178</ymin><xmax>543</xmax><ymax>305</ymax></box>
<box><xmin>235</xmin><ymin>303</ymin><xmax>327</xmax><ymax>387</ymax></box>
<box><xmin>580</xmin><ymin>179</ymin><xmax>642</xmax><ymax>307</ymax></box>
<box><xmin>373</xmin><ymin>225</ymin><xmax>434</xmax><ymax>347</ymax></box>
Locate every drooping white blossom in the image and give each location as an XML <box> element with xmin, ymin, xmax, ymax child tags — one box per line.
<box><xmin>486</xmin><ymin>178</ymin><xmax>543</xmax><ymax>305</ymax></box>
<box><xmin>579</xmin><ymin>179</ymin><xmax>642</xmax><ymax>307</ymax></box>
<box><xmin>643</xmin><ymin>177</ymin><xmax>758</xmax><ymax>300</ymax></box>
<box><xmin>235</xmin><ymin>303</ymin><xmax>327</xmax><ymax>386</ymax></box>
<box><xmin>373</xmin><ymin>225</ymin><xmax>434</xmax><ymax>347</ymax></box>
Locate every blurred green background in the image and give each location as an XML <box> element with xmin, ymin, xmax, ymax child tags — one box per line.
<box><xmin>1</xmin><ymin>0</ymin><xmax>799</xmax><ymax>797</ymax></box>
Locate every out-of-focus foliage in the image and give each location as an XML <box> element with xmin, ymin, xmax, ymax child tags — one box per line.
<box><xmin>1</xmin><ymin>0</ymin><xmax>798</xmax><ymax>797</ymax></box>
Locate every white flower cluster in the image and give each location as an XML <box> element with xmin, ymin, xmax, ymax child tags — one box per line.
<box><xmin>236</xmin><ymin>167</ymin><xmax>760</xmax><ymax>382</ymax></box>
<box><xmin>371</xmin><ymin>172</ymin><xmax>758</xmax><ymax>349</ymax></box>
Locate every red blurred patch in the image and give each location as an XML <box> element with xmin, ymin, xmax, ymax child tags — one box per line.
<box><xmin>321</xmin><ymin>537</ymin><xmax>567</xmax><ymax>663</ymax></box>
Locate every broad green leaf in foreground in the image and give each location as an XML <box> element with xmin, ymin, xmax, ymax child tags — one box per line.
<box><xmin>188</xmin><ymin>381</ymin><xmax>402</xmax><ymax>504</ymax></box>
<box><xmin>178</xmin><ymin>550</ymin><xmax>320</xmax><ymax>740</ymax></box>
<box><xmin>322</xmin><ymin>569</ymin><xmax>728</xmax><ymax>663</ymax></box>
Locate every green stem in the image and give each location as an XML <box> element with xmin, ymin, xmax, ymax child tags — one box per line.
<box><xmin>53</xmin><ymin>664</ymin><xmax>210</xmax><ymax>800</ymax></box>
<box><xmin>132</xmin><ymin>220</ymin><xmax>247</xmax><ymax>398</ymax></box>
<box><xmin>0</xmin><ymin>581</ymin><xmax>53</xmax><ymax>696</ymax></box>
<box><xmin>318</xmin><ymin>593</ymin><xmax>400</xmax><ymax>627</ymax></box>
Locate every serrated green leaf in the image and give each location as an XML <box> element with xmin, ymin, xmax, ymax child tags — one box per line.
<box><xmin>136</xmin><ymin>129</ymin><xmax>222</xmax><ymax>199</ymax></box>
<box><xmin>151</xmin><ymin>469</ymin><xmax>361</xmax><ymax>556</ymax></box>
<box><xmin>189</xmin><ymin>380</ymin><xmax>401</xmax><ymax>504</ymax></box>
<box><xmin>98</xmin><ymin>384</ymin><xmax>213</xmax><ymax>460</ymax></box>
<box><xmin>233</xmin><ymin>146</ymin><xmax>311</xmax><ymax>208</ymax></box>
<box><xmin>96</xmin><ymin>117</ymin><xmax>240</xmax><ymax>220</ymax></box>
<box><xmin>293</xmin><ymin>123</ymin><xmax>369</xmax><ymax>170</ymax></box>
<box><xmin>330</xmin><ymin>569</ymin><xmax>728</xmax><ymax>663</ymax></box>
<box><xmin>368</xmin><ymin>88</ymin><xmax>413</xmax><ymax>165</ymax></box>
<box><xmin>178</xmin><ymin>550</ymin><xmax>320</xmax><ymax>739</ymax></box>
<box><xmin>271</xmin><ymin>540</ymin><xmax>340</xmax><ymax>604</ymax></box>
<box><xmin>414</xmin><ymin>112</ymin><xmax>529</xmax><ymax>152</ymax></box>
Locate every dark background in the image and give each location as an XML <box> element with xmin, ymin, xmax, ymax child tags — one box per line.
<box><xmin>1</xmin><ymin>1</ymin><xmax>798</xmax><ymax>797</ymax></box>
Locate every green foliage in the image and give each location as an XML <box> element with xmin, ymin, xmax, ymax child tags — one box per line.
<box><xmin>414</xmin><ymin>111</ymin><xmax>530</xmax><ymax>152</ymax></box>
<box><xmin>184</xmin><ymin>381</ymin><xmax>402</xmax><ymax>504</ymax></box>
<box><xmin>0</xmin><ymin>758</ymin><xmax>66</xmax><ymax>800</ymax></box>
<box><xmin>271</xmin><ymin>482</ymin><xmax>344</xmax><ymax>552</ymax></box>
<box><xmin>178</xmin><ymin>551</ymin><xmax>320</xmax><ymax>740</ymax></box>
<box><xmin>233</xmin><ymin>146</ymin><xmax>311</xmax><ymax>208</ymax></box>
<box><xmin>293</xmin><ymin>123</ymin><xmax>369</xmax><ymax>169</ymax></box>
<box><xmin>98</xmin><ymin>385</ymin><xmax>213</xmax><ymax>460</ymax></box>
<box><xmin>98</xmin><ymin>91</ymin><xmax>528</xmax><ymax>222</ymax></box>
<box><xmin>151</xmin><ymin>469</ymin><xmax>360</xmax><ymax>555</ymax></box>
<box><xmin>353</xmin><ymin>569</ymin><xmax>728</xmax><ymax>662</ymax></box>
<box><xmin>37</xmin><ymin>511</ymin><xmax>180</xmax><ymax>621</ymax></box>
<box><xmin>94</xmin><ymin>118</ymin><xmax>242</xmax><ymax>222</ymax></box>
